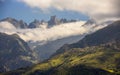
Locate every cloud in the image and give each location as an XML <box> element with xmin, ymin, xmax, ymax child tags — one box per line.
<box><xmin>2</xmin><ymin>21</ymin><xmax>86</xmax><ymax>42</ymax></box>
<box><xmin>0</xmin><ymin>21</ymin><xmax>16</xmax><ymax>30</ymax></box>
<box><xmin>0</xmin><ymin>21</ymin><xmax>107</xmax><ymax>44</ymax></box>
<box><xmin>19</xmin><ymin>0</ymin><xmax>120</xmax><ymax>22</ymax></box>
<box><xmin>0</xmin><ymin>20</ymin><xmax>110</xmax><ymax>60</ymax></box>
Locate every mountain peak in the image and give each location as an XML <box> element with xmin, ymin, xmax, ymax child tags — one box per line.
<box><xmin>28</xmin><ymin>19</ymin><xmax>41</xmax><ymax>28</ymax></box>
<box><xmin>1</xmin><ymin>17</ymin><xmax>17</xmax><ymax>23</ymax></box>
<box><xmin>48</xmin><ymin>15</ymin><xmax>60</xmax><ymax>27</ymax></box>
<box><xmin>50</xmin><ymin>15</ymin><xmax>57</xmax><ymax>21</ymax></box>
<box><xmin>33</xmin><ymin>19</ymin><xmax>40</xmax><ymax>23</ymax></box>
<box><xmin>0</xmin><ymin>17</ymin><xmax>28</xmax><ymax>29</ymax></box>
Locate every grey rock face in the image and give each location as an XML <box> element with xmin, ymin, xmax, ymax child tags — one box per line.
<box><xmin>48</xmin><ymin>15</ymin><xmax>61</xmax><ymax>27</ymax></box>
<box><xmin>28</xmin><ymin>19</ymin><xmax>41</xmax><ymax>28</ymax></box>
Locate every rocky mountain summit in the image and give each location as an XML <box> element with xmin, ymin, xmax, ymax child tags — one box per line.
<box><xmin>0</xmin><ymin>16</ymin><xmax>77</xmax><ymax>29</ymax></box>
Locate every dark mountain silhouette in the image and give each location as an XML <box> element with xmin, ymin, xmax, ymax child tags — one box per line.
<box><xmin>0</xmin><ymin>33</ymin><xmax>38</xmax><ymax>73</ymax></box>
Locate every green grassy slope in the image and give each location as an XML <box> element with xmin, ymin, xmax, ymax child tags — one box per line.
<box><xmin>24</xmin><ymin>43</ymin><xmax>120</xmax><ymax>75</ymax></box>
<box><xmin>3</xmin><ymin>42</ymin><xmax>119</xmax><ymax>75</ymax></box>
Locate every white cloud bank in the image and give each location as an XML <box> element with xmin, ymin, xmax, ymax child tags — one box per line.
<box><xmin>0</xmin><ymin>21</ymin><xmax>107</xmax><ymax>44</ymax></box>
<box><xmin>0</xmin><ymin>21</ymin><xmax>85</xmax><ymax>42</ymax></box>
<box><xmin>0</xmin><ymin>21</ymin><xmax>16</xmax><ymax>30</ymax></box>
<box><xmin>0</xmin><ymin>21</ymin><xmax>107</xmax><ymax>60</ymax></box>
<box><xmin>18</xmin><ymin>0</ymin><xmax>120</xmax><ymax>22</ymax></box>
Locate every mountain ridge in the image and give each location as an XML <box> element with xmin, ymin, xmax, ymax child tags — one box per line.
<box><xmin>0</xmin><ymin>16</ymin><xmax>78</xmax><ymax>29</ymax></box>
<box><xmin>53</xmin><ymin>20</ymin><xmax>120</xmax><ymax>55</ymax></box>
<box><xmin>0</xmin><ymin>33</ymin><xmax>38</xmax><ymax>73</ymax></box>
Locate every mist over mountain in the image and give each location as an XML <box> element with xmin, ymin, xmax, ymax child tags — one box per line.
<box><xmin>0</xmin><ymin>17</ymin><xmax>119</xmax><ymax>75</ymax></box>
<box><xmin>54</xmin><ymin>20</ymin><xmax>120</xmax><ymax>55</ymax></box>
<box><xmin>0</xmin><ymin>0</ymin><xmax>120</xmax><ymax>74</ymax></box>
<box><xmin>0</xmin><ymin>17</ymin><xmax>110</xmax><ymax>60</ymax></box>
<box><xmin>34</xmin><ymin>35</ymin><xmax>85</xmax><ymax>60</ymax></box>
<box><xmin>2</xmin><ymin>20</ymin><xmax>120</xmax><ymax>75</ymax></box>
<box><xmin>33</xmin><ymin>20</ymin><xmax>110</xmax><ymax>60</ymax></box>
<box><xmin>0</xmin><ymin>16</ymin><xmax>117</xmax><ymax>61</ymax></box>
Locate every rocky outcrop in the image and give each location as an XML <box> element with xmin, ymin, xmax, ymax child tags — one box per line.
<box><xmin>28</xmin><ymin>19</ymin><xmax>41</xmax><ymax>28</ymax></box>
<box><xmin>48</xmin><ymin>15</ymin><xmax>61</xmax><ymax>27</ymax></box>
